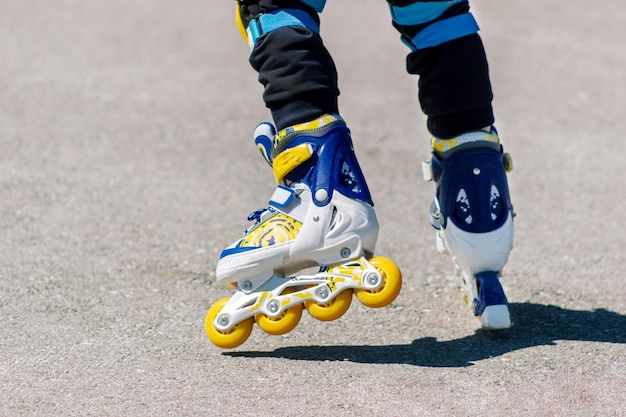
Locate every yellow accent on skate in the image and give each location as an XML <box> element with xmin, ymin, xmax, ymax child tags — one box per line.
<box><xmin>272</xmin><ymin>143</ymin><xmax>314</xmax><ymax>184</ymax></box>
<box><xmin>273</xmin><ymin>114</ymin><xmax>340</xmax><ymax>148</ymax></box>
<box><xmin>291</xmin><ymin>290</ymin><xmax>314</xmax><ymax>300</ymax></box>
<box><xmin>250</xmin><ymin>291</ymin><xmax>268</xmax><ymax>313</ymax></box>
<box><xmin>280</xmin><ymin>296</ymin><xmax>293</xmax><ymax>308</ymax></box>
<box><xmin>327</xmin><ymin>259</ymin><xmax>368</xmax><ymax>285</ymax></box>
<box><xmin>239</xmin><ymin>212</ymin><xmax>302</xmax><ymax>248</ymax></box>
<box><xmin>431</xmin><ymin>131</ymin><xmax>500</xmax><ymax>154</ymax></box>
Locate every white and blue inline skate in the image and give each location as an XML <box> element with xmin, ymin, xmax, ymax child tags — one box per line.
<box><xmin>206</xmin><ymin>114</ymin><xmax>402</xmax><ymax>348</ymax></box>
<box><xmin>422</xmin><ymin>129</ymin><xmax>514</xmax><ymax>329</ymax></box>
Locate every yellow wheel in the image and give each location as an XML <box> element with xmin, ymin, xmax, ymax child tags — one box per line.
<box><xmin>255</xmin><ymin>287</ymin><xmax>303</xmax><ymax>335</ymax></box>
<box><xmin>355</xmin><ymin>256</ymin><xmax>402</xmax><ymax>308</ymax></box>
<box><xmin>205</xmin><ymin>297</ymin><xmax>253</xmax><ymax>349</ymax></box>
<box><xmin>255</xmin><ymin>303</ymin><xmax>303</xmax><ymax>335</ymax></box>
<box><xmin>305</xmin><ymin>288</ymin><xmax>353</xmax><ymax>321</ymax></box>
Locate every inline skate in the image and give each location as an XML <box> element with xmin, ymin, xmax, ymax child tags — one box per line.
<box><xmin>422</xmin><ymin>128</ymin><xmax>514</xmax><ymax>329</ymax></box>
<box><xmin>206</xmin><ymin>114</ymin><xmax>402</xmax><ymax>349</ymax></box>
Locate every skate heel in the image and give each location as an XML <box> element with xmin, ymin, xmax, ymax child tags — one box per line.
<box><xmin>481</xmin><ymin>305</ymin><xmax>511</xmax><ymax>330</ymax></box>
<box><xmin>474</xmin><ymin>271</ymin><xmax>511</xmax><ymax>329</ymax></box>
<box><xmin>424</xmin><ymin>129</ymin><xmax>514</xmax><ymax>330</ymax></box>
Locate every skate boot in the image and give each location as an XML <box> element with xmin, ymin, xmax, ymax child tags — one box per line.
<box><xmin>206</xmin><ymin>114</ymin><xmax>402</xmax><ymax>348</ymax></box>
<box><xmin>422</xmin><ymin>128</ymin><xmax>514</xmax><ymax>329</ymax></box>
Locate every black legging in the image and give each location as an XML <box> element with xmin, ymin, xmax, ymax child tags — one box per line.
<box><xmin>239</xmin><ymin>0</ymin><xmax>494</xmax><ymax>138</ymax></box>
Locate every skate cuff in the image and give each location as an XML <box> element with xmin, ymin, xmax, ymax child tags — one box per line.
<box><xmin>401</xmin><ymin>13</ymin><xmax>479</xmax><ymax>51</ymax></box>
<box><xmin>246</xmin><ymin>9</ymin><xmax>320</xmax><ymax>50</ymax></box>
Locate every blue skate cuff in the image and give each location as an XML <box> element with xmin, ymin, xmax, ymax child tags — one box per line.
<box><xmin>247</xmin><ymin>9</ymin><xmax>320</xmax><ymax>49</ymax></box>
<box><xmin>401</xmin><ymin>13</ymin><xmax>480</xmax><ymax>51</ymax></box>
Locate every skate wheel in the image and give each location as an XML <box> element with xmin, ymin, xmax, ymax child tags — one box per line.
<box><xmin>255</xmin><ymin>305</ymin><xmax>303</xmax><ymax>335</ymax></box>
<box><xmin>255</xmin><ymin>288</ymin><xmax>303</xmax><ymax>335</ymax></box>
<box><xmin>205</xmin><ymin>297</ymin><xmax>253</xmax><ymax>349</ymax></box>
<box><xmin>355</xmin><ymin>257</ymin><xmax>402</xmax><ymax>308</ymax></box>
<box><xmin>305</xmin><ymin>288</ymin><xmax>352</xmax><ymax>321</ymax></box>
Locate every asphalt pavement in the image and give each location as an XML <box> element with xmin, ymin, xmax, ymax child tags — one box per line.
<box><xmin>1</xmin><ymin>0</ymin><xmax>625</xmax><ymax>416</ymax></box>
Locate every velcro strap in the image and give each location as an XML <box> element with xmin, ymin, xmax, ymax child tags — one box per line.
<box><xmin>269</xmin><ymin>185</ymin><xmax>296</xmax><ymax>209</ymax></box>
<box><xmin>247</xmin><ymin>9</ymin><xmax>320</xmax><ymax>49</ymax></box>
<box><xmin>431</xmin><ymin>130</ymin><xmax>500</xmax><ymax>154</ymax></box>
<box><xmin>402</xmin><ymin>13</ymin><xmax>479</xmax><ymax>51</ymax></box>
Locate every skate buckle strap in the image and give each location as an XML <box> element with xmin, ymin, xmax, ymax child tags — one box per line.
<box><xmin>272</xmin><ymin>143</ymin><xmax>314</xmax><ymax>184</ymax></box>
<box><xmin>422</xmin><ymin>127</ymin><xmax>513</xmax><ymax>181</ymax></box>
<box><xmin>422</xmin><ymin>160</ymin><xmax>434</xmax><ymax>182</ymax></box>
<box><xmin>273</xmin><ymin>114</ymin><xmax>342</xmax><ymax>151</ymax></box>
<box><xmin>269</xmin><ymin>185</ymin><xmax>296</xmax><ymax>209</ymax></box>
<box><xmin>431</xmin><ymin>130</ymin><xmax>500</xmax><ymax>154</ymax></box>
<box><xmin>246</xmin><ymin>9</ymin><xmax>320</xmax><ymax>50</ymax></box>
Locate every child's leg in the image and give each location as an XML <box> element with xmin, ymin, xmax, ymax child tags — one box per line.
<box><xmin>205</xmin><ymin>1</ymin><xmax>402</xmax><ymax>349</ymax></box>
<box><xmin>388</xmin><ymin>0</ymin><xmax>514</xmax><ymax>328</ymax></box>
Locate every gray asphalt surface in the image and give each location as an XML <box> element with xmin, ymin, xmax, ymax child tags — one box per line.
<box><xmin>1</xmin><ymin>0</ymin><xmax>625</xmax><ymax>416</ymax></box>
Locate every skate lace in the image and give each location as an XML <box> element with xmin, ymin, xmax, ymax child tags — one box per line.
<box><xmin>243</xmin><ymin>207</ymin><xmax>276</xmax><ymax>234</ymax></box>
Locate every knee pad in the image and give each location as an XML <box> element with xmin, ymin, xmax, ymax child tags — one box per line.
<box><xmin>387</xmin><ymin>0</ymin><xmax>480</xmax><ymax>51</ymax></box>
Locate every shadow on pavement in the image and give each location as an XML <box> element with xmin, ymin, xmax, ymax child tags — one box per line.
<box><xmin>225</xmin><ymin>303</ymin><xmax>626</xmax><ymax>367</ymax></box>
